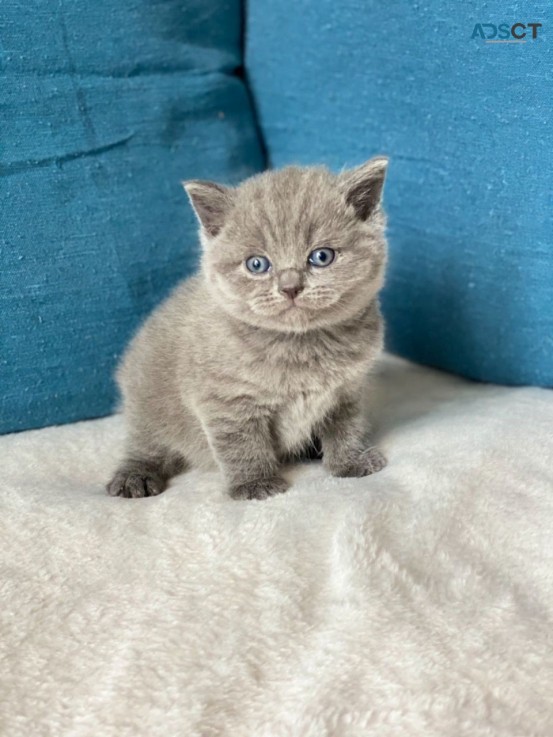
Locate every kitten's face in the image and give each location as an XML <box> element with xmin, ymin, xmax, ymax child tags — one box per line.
<box><xmin>185</xmin><ymin>159</ymin><xmax>388</xmax><ymax>333</ymax></box>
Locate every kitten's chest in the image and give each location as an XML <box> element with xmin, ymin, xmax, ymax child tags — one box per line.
<box><xmin>232</xmin><ymin>313</ymin><xmax>380</xmax><ymax>451</ymax></box>
<box><xmin>274</xmin><ymin>385</ymin><xmax>337</xmax><ymax>452</ymax></box>
<box><xmin>269</xmin><ymin>346</ymin><xmax>362</xmax><ymax>453</ymax></box>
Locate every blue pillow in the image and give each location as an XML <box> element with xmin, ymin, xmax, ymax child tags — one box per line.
<box><xmin>246</xmin><ymin>0</ymin><xmax>553</xmax><ymax>386</ymax></box>
<box><xmin>1</xmin><ymin>0</ymin><xmax>264</xmax><ymax>433</ymax></box>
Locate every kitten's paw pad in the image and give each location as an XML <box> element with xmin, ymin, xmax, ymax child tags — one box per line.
<box><xmin>230</xmin><ymin>476</ymin><xmax>289</xmax><ymax>501</ymax></box>
<box><xmin>330</xmin><ymin>447</ymin><xmax>387</xmax><ymax>478</ymax></box>
<box><xmin>107</xmin><ymin>471</ymin><xmax>166</xmax><ymax>499</ymax></box>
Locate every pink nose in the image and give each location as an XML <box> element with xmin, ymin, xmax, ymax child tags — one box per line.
<box><xmin>280</xmin><ymin>285</ymin><xmax>303</xmax><ymax>300</ymax></box>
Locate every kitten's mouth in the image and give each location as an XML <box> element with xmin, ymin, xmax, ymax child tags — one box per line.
<box><xmin>249</xmin><ymin>297</ymin><xmax>313</xmax><ymax>322</ymax></box>
<box><xmin>280</xmin><ymin>301</ymin><xmax>302</xmax><ymax>313</ymax></box>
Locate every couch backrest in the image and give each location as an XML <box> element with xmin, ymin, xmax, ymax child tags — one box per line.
<box><xmin>1</xmin><ymin>0</ymin><xmax>264</xmax><ymax>433</ymax></box>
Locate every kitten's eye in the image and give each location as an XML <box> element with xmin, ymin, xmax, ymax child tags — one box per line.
<box><xmin>308</xmin><ymin>247</ymin><xmax>335</xmax><ymax>268</ymax></box>
<box><xmin>245</xmin><ymin>255</ymin><xmax>271</xmax><ymax>274</ymax></box>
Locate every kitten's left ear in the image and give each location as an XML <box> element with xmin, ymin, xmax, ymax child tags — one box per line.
<box><xmin>339</xmin><ymin>156</ymin><xmax>389</xmax><ymax>221</ymax></box>
<box><xmin>182</xmin><ymin>180</ymin><xmax>234</xmax><ymax>238</ymax></box>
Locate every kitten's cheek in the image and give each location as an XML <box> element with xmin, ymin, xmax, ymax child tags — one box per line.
<box><xmin>214</xmin><ymin>273</ymin><xmax>245</xmax><ymax>306</ymax></box>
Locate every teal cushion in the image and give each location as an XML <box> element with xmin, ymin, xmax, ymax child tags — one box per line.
<box><xmin>1</xmin><ymin>0</ymin><xmax>264</xmax><ymax>433</ymax></box>
<box><xmin>246</xmin><ymin>0</ymin><xmax>553</xmax><ymax>386</ymax></box>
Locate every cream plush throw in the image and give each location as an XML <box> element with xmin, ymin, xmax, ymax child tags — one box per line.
<box><xmin>1</xmin><ymin>357</ymin><xmax>552</xmax><ymax>736</ymax></box>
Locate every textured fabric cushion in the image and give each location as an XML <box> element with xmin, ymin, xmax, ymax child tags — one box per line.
<box><xmin>246</xmin><ymin>0</ymin><xmax>553</xmax><ymax>386</ymax></box>
<box><xmin>1</xmin><ymin>0</ymin><xmax>264</xmax><ymax>433</ymax></box>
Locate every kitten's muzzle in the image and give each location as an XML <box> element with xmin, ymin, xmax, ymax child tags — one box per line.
<box><xmin>278</xmin><ymin>269</ymin><xmax>304</xmax><ymax>301</ymax></box>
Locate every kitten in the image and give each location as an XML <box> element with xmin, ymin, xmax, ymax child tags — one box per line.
<box><xmin>107</xmin><ymin>157</ymin><xmax>389</xmax><ymax>500</ymax></box>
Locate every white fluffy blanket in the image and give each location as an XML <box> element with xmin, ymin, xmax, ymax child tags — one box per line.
<box><xmin>1</xmin><ymin>357</ymin><xmax>553</xmax><ymax>737</ymax></box>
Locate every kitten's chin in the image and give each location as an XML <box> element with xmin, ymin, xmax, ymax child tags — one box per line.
<box><xmin>210</xmin><ymin>296</ymin><xmax>310</xmax><ymax>333</ymax></box>
<box><xmin>229</xmin><ymin>304</ymin><xmax>314</xmax><ymax>333</ymax></box>
<box><xmin>228</xmin><ymin>302</ymin><xmax>353</xmax><ymax>334</ymax></box>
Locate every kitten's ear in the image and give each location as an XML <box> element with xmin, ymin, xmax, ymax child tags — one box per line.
<box><xmin>340</xmin><ymin>157</ymin><xmax>388</xmax><ymax>221</ymax></box>
<box><xmin>182</xmin><ymin>180</ymin><xmax>233</xmax><ymax>238</ymax></box>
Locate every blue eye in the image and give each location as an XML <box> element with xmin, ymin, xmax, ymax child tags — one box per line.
<box><xmin>245</xmin><ymin>255</ymin><xmax>271</xmax><ymax>274</ymax></box>
<box><xmin>308</xmin><ymin>247</ymin><xmax>335</xmax><ymax>267</ymax></box>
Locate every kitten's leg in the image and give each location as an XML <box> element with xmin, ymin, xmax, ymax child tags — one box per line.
<box><xmin>201</xmin><ymin>404</ymin><xmax>288</xmax><ymax>500</ymax></box>
<box><xmin>319</xmin><ymin>395</ymin><xmax>387</xmax><ymax>478</ymax></box>
<box><xmin>107</xmin><ymin>452</ymin><xmax>186</xmax><ymax>499</ymax></box>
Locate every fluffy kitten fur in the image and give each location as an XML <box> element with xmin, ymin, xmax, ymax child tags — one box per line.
<box><xmin>107</xmin><ymin>157</ymin><xmax>389</xmax><ymax>500</ymax></box>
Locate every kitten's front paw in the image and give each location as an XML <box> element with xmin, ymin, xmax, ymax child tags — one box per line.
<box><xmin>107</xmin><ymin>471</ymin><xmax>166</xmax><ymax>498</ymax></box>
<box><xmin>229</xmin><ymin>476</ymin><xmax>289</xmax><ymax>501</ymax></box>
<box><xmin>328</xmin><ymin>447</ymin><xmax>387</xmax><ymax>479</ymax></box>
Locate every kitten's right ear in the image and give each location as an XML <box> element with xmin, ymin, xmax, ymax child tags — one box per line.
<box><xmin>182</xmin><ymin>180</ymin><xmax>233</xmax><ymax>238</ymax></box>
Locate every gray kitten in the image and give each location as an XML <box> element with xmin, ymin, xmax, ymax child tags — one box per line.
<box><xmin>107</xmin><ymin>157</ymin><xmax>389</xmax><ymax>500</ymax></box>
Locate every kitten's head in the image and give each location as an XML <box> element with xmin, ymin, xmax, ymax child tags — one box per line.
<box><xmin>184</xmin><ymin>158</ymin><xmax>388</xmax><ymax>332</ymax></box>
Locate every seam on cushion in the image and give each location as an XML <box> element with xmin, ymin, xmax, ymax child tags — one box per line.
<box><xmin>1</xmin><ymin>134</ymin><xmax>135</xmax><ymax>177</ymax></box>
<box><xmin>5</xmin><ymin>63</ymin><xmax>243</xmax><ymax>81</ymax></box>
<box><xmin>236</xmin><ymin>0</ymin><xmax>268</xmax><ymax>170</ymax></box>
